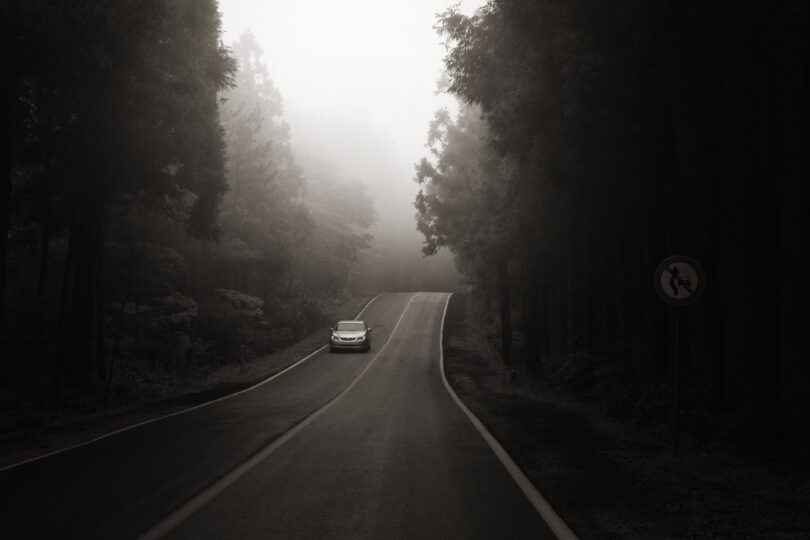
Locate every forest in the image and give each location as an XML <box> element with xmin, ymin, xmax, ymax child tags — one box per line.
<box><xmin>2</xmin><ymin>0</ymin><xmax>808</xmax><ymax>462</ymax></box>
<box><xmin>0</xmin><ymin>1</ymin><xmax>376</xmax><ymax>424</ymax></box>
<box><xmin>416</xmin><ymin>0</ymin><xmax>809</xmax><ymax>455</ymax></box>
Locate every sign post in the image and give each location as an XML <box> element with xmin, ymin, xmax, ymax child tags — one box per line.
<box><xmin>654</xmin><ymin>255</ymin><xmax>705</xmax><ymax>456</ymax></box>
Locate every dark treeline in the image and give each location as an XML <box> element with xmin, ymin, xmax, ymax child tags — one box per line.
<box><xmin>416</xmin><ymin>0</ymin><xmax>809</xmax><ymax>453</ymax></box>
<box><xmin>1</xmin><ymin>3</ymin><xmax>373</xmax><ymax>415</ymax></box>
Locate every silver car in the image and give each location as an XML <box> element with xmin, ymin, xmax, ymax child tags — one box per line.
<box><xmin>329</xmin><ymin>320</ymin><xmax>372</xmax><ymax>353</ymax></box>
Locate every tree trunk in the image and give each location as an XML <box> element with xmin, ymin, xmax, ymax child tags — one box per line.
<box><xmin>558</xmin><ymin>248</ymin><xmax>570</xmax><ymax>356</ymax></box>
<box><xmin>0</xmin><ymin>106</ymin><xmax>12</xmax><ymax>332</ymax></box>
<box><xmin>37</xmin><ymin>210</ymin><xmax>52</xmax><ymax>305</ymax></box>
<box><xmin>37</xmin><ymin>104</ymin><xmax>56</xmax><ymax>320</ymax></box>
<box><xmin>484</xmin><ymin>277</ymin><xmax>493</xmax><ymax>318</ymax></box>
<box><xmin>747</xmin><ymin>21</ymin><xmax>783</xmax><ymax>449</ymax></box>
<box><xmin>59</xmin><ymin>181</ymin><xmax>100</xmax><ymax>387</ymax></box>
<box><xmin>94</xmin><ymin>194</ymin><xmax>106</xmax><ymax>381</ymax></box>
<box><xmin>583</xmin><ymin>239</ymin><xmax>596</xmax><ymax>355</ymax></box>
<box><xmin>495</xmin><ymin>258</ymin><xmax>512</xmax><ymax>365</ymax></box>
<box><xmin>538</xmin><ymin>262</ymin><xmax>550</xmax><ymax>361</ymax></box>
<box><xmin>523</xmin><ymin>247</ymin><xmax>540</xmax><ymax>375</ymax></box>
<box><xmin>0</xmin><ymin>48</ymin><xmax>19</xmax><ymax>332</ymax></box>
<box><xmin>57</xmin><ymin>109</ymin><xmax>107</xmax><ymax>388</ymax></box>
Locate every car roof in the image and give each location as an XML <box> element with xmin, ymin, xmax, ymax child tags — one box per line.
<box><xmin>336</xmin><ymin>320</ymin><xmax>365</xmax><ymax>324</ymax></box>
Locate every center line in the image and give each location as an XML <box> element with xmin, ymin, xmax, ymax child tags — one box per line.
<box><xmin>139</xmin><ymin>293</ymin><xmax>420</xmax><ymax>540</ymax></box>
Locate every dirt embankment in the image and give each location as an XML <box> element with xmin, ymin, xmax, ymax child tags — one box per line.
<box><xmin>442</xmin><ymin>293</ymin><xmax>810</xmax><ymax>539</ymax></box>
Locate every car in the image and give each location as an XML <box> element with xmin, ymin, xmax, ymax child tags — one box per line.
<box><xmin>329</xmin><ymin>320</ymin><xmax>372</xmax><ymax>353</ymax></box>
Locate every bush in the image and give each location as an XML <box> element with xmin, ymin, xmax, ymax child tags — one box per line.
<box><xmin>196</xmin><ymin>289</ymin><xmax>272</xmax><ymax>362</ymax></box>
<box><xmin>114</xmin><ymin>291</ymin><xmax>198</xmax><ymax>371</ymax></box>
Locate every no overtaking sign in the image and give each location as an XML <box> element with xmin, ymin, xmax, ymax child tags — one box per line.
<box><xmin>654</xmin><ymin>255</ymin><xmax>705</xmax><ymax>306</ymax></box>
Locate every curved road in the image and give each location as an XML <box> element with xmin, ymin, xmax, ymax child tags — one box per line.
<box><xmin>0</xmin><ymin>293</ymin><xmax>554</xmax><ymax>539</ymax></box>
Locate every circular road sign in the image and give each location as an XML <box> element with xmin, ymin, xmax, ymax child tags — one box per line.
<box><xmin>654</xmin><ymin>255</ymin><xmax>705</xmax><ymax>306</ymax></box>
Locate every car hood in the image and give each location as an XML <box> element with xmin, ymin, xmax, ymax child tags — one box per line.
<box><xmin>333</xmin><ymin>331</ymin><xmax>366</xmax><ymax>337</ymax></box>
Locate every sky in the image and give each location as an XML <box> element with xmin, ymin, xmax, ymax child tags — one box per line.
<box><xmin>217</xmin><ymin>0</ymin><xmax>485</xmax><ymax>231</ymax></box>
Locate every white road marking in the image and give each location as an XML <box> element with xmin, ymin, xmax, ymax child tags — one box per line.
<box><xmin>438</xmin><ymin>293</ymin><xmax>579</xmax><ymax>540</ymax></box>
<box><xmin>138</xmin><ymin>293</ymin><xmax>420</xmax><ymax>540</ymax></box>
<box><xmin>0</xmin><ymin>294</ymin><xmax>384</xmax><ymax>474</ymax></box>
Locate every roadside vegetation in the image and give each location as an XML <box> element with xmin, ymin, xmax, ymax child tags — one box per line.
<box><xmin>417</xmin><ymin>0</ymin><xmax>809</xmax><ymax>460</ymax></box>
<box><xmin>443</xmin><ymin>294</ymin><xmax>810</xmax><ymax>539</ymax></box>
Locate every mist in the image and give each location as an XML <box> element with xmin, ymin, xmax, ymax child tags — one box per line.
<box><xmin>218</xmin><ymin>0</ymin><xmax>482</xmax><ymax>291</ymax></box>
<box><xmin>1</xmin><ymin>2</ymin><xmax>808</xmax><ymax>538</ymax></box>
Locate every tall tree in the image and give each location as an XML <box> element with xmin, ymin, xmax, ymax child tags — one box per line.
<box><xmin>416</xmin><ymin>105</ymin><xmax>518</xmax><ymax>363</ymax></box>
<box><xmin>45</xmin><ymin>0</ymin><xmax>235</xmax><ymax>387</ymax></box>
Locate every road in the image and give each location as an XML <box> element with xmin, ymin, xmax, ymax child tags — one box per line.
<box><xmin>0</xmin><ymin>292</ymin><xmax>554</xmax><ymax>539</ymax></box>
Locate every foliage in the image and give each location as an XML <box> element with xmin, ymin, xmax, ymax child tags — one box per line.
<box><xmin>0</xmin><ymin>10</ymin><xmax>375</xmax><ymax>415</ymax></box>
<box><xmin>211</xmin><ymin>32</ymin><xmax>375</xmax><ymax>339</ymax></box>
<box><xmin>415</xmin><ymin>105</ymin><xmax>517</xmax><ymax>281</ymax></box>
<box><xmin>196</xmin><ymin>289</ymin><xmax>271</xmax><ymax>362</ymax></box>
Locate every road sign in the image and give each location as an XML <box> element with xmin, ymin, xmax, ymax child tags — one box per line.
<box><xmin>654</xmin><ymin>255</ymin><xmax>705</xmax><ymax>306</ymax></box>
<box><xmin>653</xmin><ymin>255</ymin><xmax>705</xmax><ymax>456</ymax></box>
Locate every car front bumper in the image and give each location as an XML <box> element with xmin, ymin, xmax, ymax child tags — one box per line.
<box><xmin>330</xmin><ymin>339</ymin><xmax>369</xmax><ymax>350</ymax></box>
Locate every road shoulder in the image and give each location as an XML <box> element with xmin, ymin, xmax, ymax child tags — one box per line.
<box><xmin>0</xmin><ymin>294</ymin><xmax>375</xmax><ymax>470</ymax></box>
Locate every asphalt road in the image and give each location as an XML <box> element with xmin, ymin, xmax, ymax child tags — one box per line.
<box><xmin>0</xmin><ymin>292</ymin><xmax>554</xmax><ymax>539</ymax></box>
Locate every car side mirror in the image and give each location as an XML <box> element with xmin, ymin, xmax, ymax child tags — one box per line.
<box><xmin>329</xmin><ymin>327</ymin><xmax>334</xmax><ymax>332</ymax></box>
<box><xmin>367</xmin><ymin>327</ymin><xmax>373</xmax><ymax>333</ymax></box>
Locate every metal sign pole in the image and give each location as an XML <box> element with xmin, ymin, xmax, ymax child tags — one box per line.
<box><xmin>654</xmin><ymin>255</ymin><xmax>704</xmax><ymax>458</ymax></box>
<box><xmin>672</xmin><ymin>306</ymin><xmax>680</xmax><ymax>456</ymax></box>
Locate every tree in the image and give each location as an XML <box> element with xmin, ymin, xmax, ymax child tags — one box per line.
<box><xmin>415</xmin><ymin>104</ymin><xmax>518</xmax><ymax>363</ymax></box>
<box><xmin>213</xmin><ymin>32</ymin><xmax>375</xmax><ymax>339</ymax></box>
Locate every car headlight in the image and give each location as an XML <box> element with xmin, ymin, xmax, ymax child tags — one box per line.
<box><xmin>331</xmin><ymin>334</ymin><xmax>339</xmax><ymax>341</ymax></box>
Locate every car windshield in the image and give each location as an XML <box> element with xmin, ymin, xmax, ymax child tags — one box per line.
<box><xmin>335</xmin><ymin>322</ymin><xmax>365</xmax><ymax>332</ymax></box>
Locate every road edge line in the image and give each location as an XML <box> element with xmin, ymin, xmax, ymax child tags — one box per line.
<box><xmin>0</xmin><ymin>293</ymin><xmax>384</xmax><ymax>474</ymax></box>
<box><xmin>138</xmin><ymin>292</ymin><xmax>420</xmax><ymax>540</ymax></box>
<box><xmin>438</xmin><ymin>293</ymin><xmax>579</xmax><ymax>540</ymax></box>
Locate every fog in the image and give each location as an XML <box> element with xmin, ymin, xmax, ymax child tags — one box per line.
<box><xmin>218</xmin><ymin>0</ymin><xmax>484</xmax><ymax>290</ymax></box>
